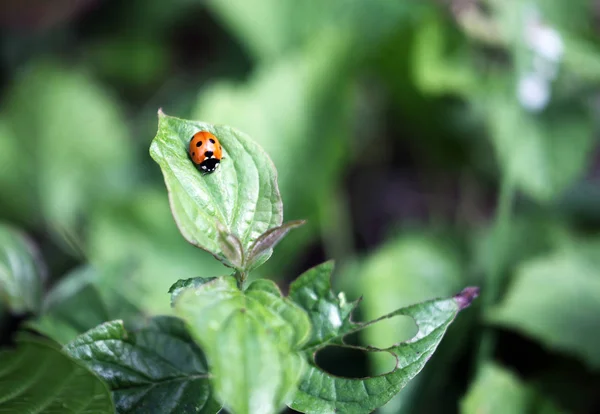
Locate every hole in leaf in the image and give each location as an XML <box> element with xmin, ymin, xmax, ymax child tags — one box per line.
<box><xmin>314</xmin><ymin>345</ymin><xmax>396</xmax><ymax>378</ymax></box>
<box><xmin>358</xmin><ymin>315</ymin><xmax>418</xmax><ymax>349</ymax></box>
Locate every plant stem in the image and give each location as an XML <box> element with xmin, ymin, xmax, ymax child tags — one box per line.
<box><xmin>235</xmin><ymin>270</ymin><xmax>247</xmax><ymax>290</ymax></box>
<box><xmin>476</xmin><ymin>172</ymin><xmax>516</xmax><ymax>371</ymax></box>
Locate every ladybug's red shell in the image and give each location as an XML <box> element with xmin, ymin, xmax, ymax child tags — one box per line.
<box><xmin>189</xmin><ymin>131</ymin><xmax>223</xmax><ymax>173</ymax></box>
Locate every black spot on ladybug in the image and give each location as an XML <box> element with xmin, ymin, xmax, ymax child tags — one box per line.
<box><xmin>192</xmin><ymin>152</ymin><xmax>195</xmax><ymax>156</ymax></box>
<box><xmin>209</xmin><ymin>139</ymin><xmax>216</xmax><ymax>144</ymax></box>
<box><xmin>196</xmin><ymin>141</ymin><xmax>202</xmax><ymax>147</ymax></box>
<box><xmin>204</xmin><ymin>151</ymin><xmax>213</xmax><ymax>158</ymax></box>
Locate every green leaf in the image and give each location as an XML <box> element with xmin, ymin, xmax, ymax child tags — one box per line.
<box><xmin>149</xmin><ymin>111</ymin><xmax>283</xmax><ymax>270</ymax></box>
<box><xmin>288</xmin><ymin>261</ymin><xmax>477</xmax><ymax>414</ymax></box>
<box><xmin>246</xmin><ymin>220</ymin><xmax>306</xmax><ymax>270</ymax></box>
<box><xmin>0</xmin><ymin>223</ymin><xmax>44</xmax><ymax>314</ymax></box>
<box><xmin>64</xmin><ymin>316</ymin><xmax>221</xmax><ymax>414</ymax></box>
<box><xmin>4</xmin><ymin>62</ymin><xmax>136</xmax><ymax>248</ymax></box>
<box><xmin>461</xmin><ymin>363</ymin><xmax>565</xmax><ymax>414</ymax></box>
<box><xmin>168</xmin><ymin>276</ymin><xmax>218</xmax><ymax>307</ymax></box>
<box><xmin>173</xmin><ymin>276</ymin><xmax>311</xmax><ymax>414</ymax></box>
<box><xmin>26</xmin><ymin>265</ymin><xmax>141</xmax><ymax>344</ymax></box>
<box><xmin>288</xmin><ymin>261</ymin><xmax>355</xmax><ymax>348</ymax></box>
<box><xmin>488</xmin><ymin>243</ymin><xmax>600</xmax><ymax>369</ymax></box>
<box><xmin>0</xmin><ymin>334</ymin><xmax>113</xmax><ymax>413</ymax></box>
<box><xmin>488</xmin><ymin>92</ymin><xmax>594</xmax><ymax>202</ymax></box>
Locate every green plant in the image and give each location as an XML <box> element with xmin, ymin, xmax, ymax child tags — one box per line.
<box><xmin>0</xmin><ymin>112</ymin><xmax>477</xmax><ymax>414</ymax></box>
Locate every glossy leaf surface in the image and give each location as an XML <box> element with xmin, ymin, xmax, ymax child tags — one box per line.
<box><xmin>65</xmin><ymin>316</ymin><xmax>221</xmax><ymax>414</ymax></box>
<box><xmin>173</xmin><ymin>276</ymin><xmax>311</xmax><ymax>414</ymax></box>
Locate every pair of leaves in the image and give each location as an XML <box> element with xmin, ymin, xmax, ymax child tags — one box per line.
<box><xmin>65</xmin><ymin>316</ymin><xmax>221</xmax><ymax>414</ymax></box>
<box><xmin>171</xmin><ymin>276</ymin><xmax>311</xmax><ymax>414</ymax></box>
<box><xmin>0</xmin><ymin>334</ymin><xmax>113</xmax><ymax>413</ymax></box>
<box><xmin>150</xmin><ymin>112</ymin><xmax>301</xmax><ymax>272</ymax></box>
<box><xmin>0</xmin><ymin>223</ymin><xmax>44</xmax><ymax>315</ymax></box>
<box><xmin>217</xmin><ymin>219</ymin><xmax>306</xmax><ymax>272</ymax></box>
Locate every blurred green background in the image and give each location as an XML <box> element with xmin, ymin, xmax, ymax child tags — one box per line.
<box><xmin>1</xmin><ymin>0</ymin><xmax>600</xmax><ymax>413</ymax></box>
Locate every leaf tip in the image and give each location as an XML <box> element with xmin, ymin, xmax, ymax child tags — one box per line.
<box><xmin>157</xmin><ymin>107</ymin><xmax>165</xmax><ymax>117</ymax></box>
<box><xmin>291</xmin><ymin>219</ymin><xmax>307</xmax><ymax>227</ymax></box>
<box><xmin>454</xmin><ymin>286</ymin><xmax>480</xmax><ymax>310</ymax></box>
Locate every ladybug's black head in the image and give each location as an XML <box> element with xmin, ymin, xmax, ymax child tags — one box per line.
<box><xmin>199</xmin><ymin>158</ymin><xmax>220</xmax><ymax>173</ymax></box>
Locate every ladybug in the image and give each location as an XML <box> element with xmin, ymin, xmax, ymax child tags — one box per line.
<box><xmin>188</xmin><ymin>131</ymin><xmax>223</xmax><ymax>174</ymax></box>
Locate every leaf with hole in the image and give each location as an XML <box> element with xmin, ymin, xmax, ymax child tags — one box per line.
<box><xmin>0</xmin><ymin>223</ymin><xmax>44</xmax><ymax>315</ymax></box>
<box><xmin>288</xmin><ymin>261</ymin><xmax>478</xmax><ymax>414</ymax></box>
<box><xmin>358</xmin><ymin>235</ymin><xmax>463</xmax><ymax>366</ymax></box>
<box><xmin>64</xmin><ymin>316</ymin><xmax>221</xmax><ymax>414</ymax></box>
<box><xmin>150</xmin><ymin>111</ymin><xmax>283</xmax><ymax>270</ymax></box>
<box><xmin>0</xmin><ymin>333</ymin><xmax>113</xmax><ymax>413</ymax></box>
<box><xmin>172</xmin><ymin>276</ymin><xmax>311</xmax><ymax>414</ymax></box>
